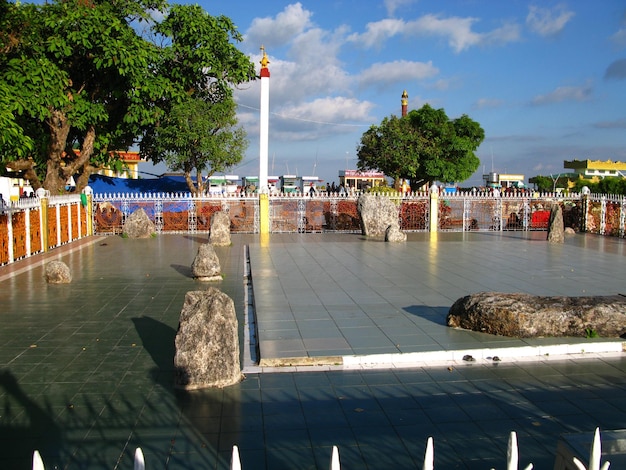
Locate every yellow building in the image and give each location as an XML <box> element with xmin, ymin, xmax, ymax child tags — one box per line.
<box><xmin>564</xmin><ymin>159</ymin><xmax>626</xmax><ymax>181</ymax></box>
<box><xmin>96</xmin><ymin>151</ymin><xmax>142</xmax><ymax>179</ymax></box>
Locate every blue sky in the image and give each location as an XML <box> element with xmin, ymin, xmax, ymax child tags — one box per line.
<box><xmin>145</xmin><ymin>1</ymin><xmax>626</xmax><ymax>186</ymax></box>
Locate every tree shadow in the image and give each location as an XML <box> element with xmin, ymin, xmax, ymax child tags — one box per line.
<box><xmin>0</xmin><ymin>369</ymin><xmax>62</xmax><ymax>468</ymax></box>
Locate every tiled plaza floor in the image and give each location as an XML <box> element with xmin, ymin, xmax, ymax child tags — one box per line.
<box><xmin>0</xmin><ymin>232</ymin><xmax>625</xmax><ymax>469</ymax></box>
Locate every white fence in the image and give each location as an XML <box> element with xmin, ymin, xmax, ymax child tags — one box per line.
<box><xmin>33</xmin><ymin>428</ymin><xmax>612</xmax><ymax>469</ymax></box>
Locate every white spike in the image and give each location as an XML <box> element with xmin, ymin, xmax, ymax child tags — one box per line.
<box><xmin>423</xmin><ymin>436</ymin><xmax>434</xmax><ymax>470</ymax></box>
<box><xmin>230</xmin><ymin>445</ymin><xmax>241</xmax><ymax>470</ymax></box>
<box><xmin>329</xmin><ymin>445</ymin><xmax>340</xmax><ymax>470</ymax></box>
<box><xmin>134</xmin><ymin>448</ymin><xmax>145</xmax><ymax>470</ymax></box>
<box><xmin>32</xmin><ymin>450</ymin><xmax>44</xmax><ymax>470</ymax></box>
<box><xmin>507</xmin><ymin>431</ymin><xmax>518</xmax><ymax>470</ymax></box>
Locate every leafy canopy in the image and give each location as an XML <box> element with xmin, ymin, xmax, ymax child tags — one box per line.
<box><xmin>0</xmin><ymin>0</ymin><xmax>255</xmax><ymax>194</ymax></box>
<box><xmin>356</xmin><ymin>104</ymin><xmax>485</xmax><ymax>187</ymax></box>
<box><xmin>148</xmin><ymin>97</ymin><xmax>248</xmax><ymax>195</ymax></box>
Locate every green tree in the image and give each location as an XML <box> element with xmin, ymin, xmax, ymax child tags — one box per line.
<box><xmin>0</xmin><ymin>0</ymin><xmax>165</xmax><ymax>193</ymax></box>
<box><xmin>0</xmin><ymin>0</ymin><xmax>255</xmax><ymax>194</ymax></box>
<box><xmin>140</xmin><ymin>4</ymin><xmax>256</xmax><ymax>194</ymax></box>
<box><xmin>356</xmin><ymin>104</ymin><xmax>484</xmax><ymax>188</ymax></box>
<box><xmin>148</xmin><ymin>98</ymin><xmax>247</xmax><ymax>195</ymax></box>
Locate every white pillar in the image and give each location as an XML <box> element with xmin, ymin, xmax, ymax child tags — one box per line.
<box><xmin>259</xmin><ymin>47</ymin><xmax>270</xmax><ymax>192</ymax></box>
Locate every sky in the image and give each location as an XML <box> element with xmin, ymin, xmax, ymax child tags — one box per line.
<box><xmin>142</xmin><ymin>0</ymin><xmax>626</xmax><ymax>187</ymax></box>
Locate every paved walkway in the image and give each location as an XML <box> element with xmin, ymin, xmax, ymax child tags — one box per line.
<box><xmin>247</xmin><ymin>232</ymin><xmax>625</xmax><ymax>371</ymax></box>
<box><xmin>0</xmin><ymin>232</ymin><xmax>625</xmax><ymax>469</ymax></box>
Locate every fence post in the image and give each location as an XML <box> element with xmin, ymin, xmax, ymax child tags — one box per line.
<box><xmin>37</xmin><ymin>190</ymin><xmax>49</xmax><ymax>253</ymax></box>
<box><xmin>429</xmin><ymin>184</ymin><xmax>439</xmax><ymax>232</ymax></box>
<box><xmin>82</xmin><ymin>187</ymin><xmax>93</xmax><ymax>236</ymax></box>
<box><xmin>259</xmin><ymin>193</ymin><xmax>270</xmax><ymax>234</ymax></box>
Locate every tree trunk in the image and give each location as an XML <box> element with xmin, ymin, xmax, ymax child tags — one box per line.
<box><xmin>43</xmin><ymin>110</ymin><xmax>71</xmax><ymax>194</ymax></box>
<box><xmin>184</xmin><ymin>170</ymin><xmax>199</xmax><ymax>195</ymax></box>
<box><xmin>5</xmin><ymin>159</ymin><xmax>43</xmax><ymax>191</ymax></box>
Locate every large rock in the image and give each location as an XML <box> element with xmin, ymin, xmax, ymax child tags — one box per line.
<box><xmin>191</xmin><ymin>243</ymin><xmax>222</xmax><ymax>281</ymax></box>
<box><xmin>547</xmin><ymin>204</ymin><xmax>565</xmax><ymax>243</ymax></box>
<box><xmin>45</xmin><ymin>260</ymin><xmax>71</xmax><ymax>284</ymax></box>
<box><xmin>357</xmin><ymin>193</ymin><xmax>401</xmax><ymax>237</ymax></box>
<box><xmin>385</xmin><ymin>224</ymin><xmax>407</xmax><ymax>242</ymax></box>
<box><xmin>174</xmin><ymin>288</ymin><xmax>241</xmax><ymax>389</ymax></box>
<box><xmin>209</xmin><ymin>211</ymin><xmax>231</xmax><ymax>246</ymax></box>
<box><xmin>122</xmin><ymin>208</ymin><xmax>155</xmax><ymax>239</ymax></box>
<box><xmin>447</xmin><ymin>292</ymin><xmax>626</xmax><ymax>338</ymax></box>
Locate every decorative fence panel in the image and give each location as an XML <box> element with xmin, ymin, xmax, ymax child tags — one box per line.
<box><xmin>92</xmin><ymin>194</ymin><xmax>259</xmax><ymax>235</ymax></box>
<box><xmin>0</xmin><ymin>195</ymin><xmax>89</xmax><ymax>266</ymax></box>
<box><xmin>3</xmin><ymin>191</ymin><xmax>626</xmax><ymax>266</ymax></box>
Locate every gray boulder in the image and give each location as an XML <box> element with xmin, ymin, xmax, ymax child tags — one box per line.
<box><xmin>358</xmin><ymin>193</ymin><xmax>400</xmax><ymax>237</ymax></box>
<box><xmin>174</xmin><ymin>288</ymin><xmax>241</xmax><ymax>389</ymax></box>
<box><xmin>122</xmin><ymin>208</ymin><xmax>155</xmax><ymax>239</ymax></box>
<box><xmin>385</xmin><ymin>224</ymin><xmax>407</xmax><ymax>242</ymax></box>
<box><xmin>45</xmin><ymin>260</ymin><xmax>71</xmax><ymax>284</ymax></box>
<box><xmin>447</xmin><ymin>291</ymin><xmax>626</xmax><ymax>338</ymax></box>
<box><xmin>547</xmin><ymin>204</ymin><xmax>565</xmax><ymax>243</ymax></box>
<box><xmin>191</xmin><ymin>243</ymin><xmax>222</xmax><ymax>281</ymax></box>
<box><xmin>209</xmin><ymin>211</ymin><xmax>231</xmax><ymax>246</ymax></box>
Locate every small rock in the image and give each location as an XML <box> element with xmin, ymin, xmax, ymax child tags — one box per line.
<box><xmin>45</xmin><ymin>260</ymin><xmax>72</xmax><ymax>284</ymax></box>
<box><xmin>209</xmin><ymin>211</ymin><xmax>231</xmax><ymax>246</ymax></box>
<box><xmin>122</xmin><ymin>208</ymin><xmax>155</xmax><ymax>239</ymax></box>
<box><xmin>191</xmin><ymin>244</ymin><xmax>222</xmax><ymax>281</ymax></box>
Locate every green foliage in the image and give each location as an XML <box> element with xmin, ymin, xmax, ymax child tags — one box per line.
<box><xmin>585</xmin><ymin>328</ymin><xmax>599</xmax><ymax>338</ymax></box>
<box><xmin>356</xmin><ymin>104</ymin><xmax>484</xmax><ymax>187</ymax></box>
<box><xmin>0</xmin><ymin>0</ymin><xmax>254</xmax><ymax>194</ymax></box>
<box><xmin>146</xmin><ymin>97</ymin><xmax>248</xmax><ymax>194</ymax></box>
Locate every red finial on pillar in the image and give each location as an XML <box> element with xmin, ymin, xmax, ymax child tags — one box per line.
<box><xmin>260</xmin><ymin>45</ymin><xmax>270</xmax><ymax>78</ymax></box>
<box><xmin>401</xmin><ymin>90</ymin><xmax>408</xmax><ymax>117</ymax></box>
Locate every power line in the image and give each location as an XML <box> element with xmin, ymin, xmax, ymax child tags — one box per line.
<box><xmin>236</xmin><ymin>103</ymin><xmax>368</xmax><ymax>128</ymax></box>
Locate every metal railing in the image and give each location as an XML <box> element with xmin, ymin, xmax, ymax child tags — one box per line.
<box><xmin>2</xmin><ymin>191</ymin><xmax>625</xmax><ymax>266</ymax></box>
<box><xmin>32</xmin><ymin>427</ymin><xmax>611</xmax><ymax>469</ymax></box>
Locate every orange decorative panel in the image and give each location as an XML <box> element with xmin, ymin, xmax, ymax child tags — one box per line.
<box><xmin>71</xmin><ymin>204</ymin><xmax>79</xmax><ymax>240</ymax></box>
<box><xmin>12</xmin><ymin>212</ymin><xmax>27</xmax><ymax>259</ymax></box>
<box><xmin>59</xmin><ymin>206</ymin><xmax>69</xmax><ymax>243</ymax></box>
<box><xmin>48</xmin><ymin>209</ymin><xmax>58</xmax><ymax>249</ymax></box>
<box><xmin>29</xmin><ymin>209</ymin><xmax>41</xmax><ymax>253</ymax></box>
<box><xmin>0</xmin><ymin>214</ymin><xmax>9</xmax><ymax>264</ymax></box>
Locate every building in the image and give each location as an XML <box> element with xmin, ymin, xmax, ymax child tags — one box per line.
<box><xmin>482</xmin><ymin>172</ymin><xmax>526</xmax><ymax>189</ymax></box>
<box><xmin>564</xmin><ymin>159</ymin><xmax>626</xmax><ymax>181</ymax></box>
<box><xmin>96</xmin><ymin>151</ymin><xmax>142</xmax><ymax>179</ymax></box>
<box><xmin>339</xmin><ymin>170</ymin><xmax>387</xmax><ymax>190</ymax></box>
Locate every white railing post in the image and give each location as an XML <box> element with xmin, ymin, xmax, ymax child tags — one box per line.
<box><xmin>329</xmin><ymin>445</ymin><xmax>341</xmax><ymax>470</ymax></box>
<box><xmin>230</xmin><ymin>445</ymin><xmax>241</xmax><ymax>470</ymax></box>
<box><xmin>134</xmin><ymin>447</ymin><xmax>145</xmax><ymax>470</ymax></box>
<box><xmin>32</xmin><ymin>450</ymin><xmax>44</xmax><ymax>470</ymax></box>
<box><xmin>573</xmin><ymin>428</ymin><xmax>610</xmax><ymax>470</ymax></box>
<box><xmin>423</xmin><ymin>436</ymin><xmax>434</xmax><ymax>470</ymax></box>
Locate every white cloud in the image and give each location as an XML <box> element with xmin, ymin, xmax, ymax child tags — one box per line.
<box><xmin>473</xmin><ymin>98</ymin><xmax>505</xmax><ymax>110</ymax></box>
<box><xmin>358</xmin><ymin>60</ymin><xmax>439</xmax><ymax>88</ymax></box>
<box><xmin>594</xmin><ymin>118</ymin><xmax>626</xmax><ymax>129</ymax></box>
<box><xmin>531</xmin><ymin>82</ymin><xmax>593</xmax><ymax>105</ymax></box>
<box><xmin>349</xmin><ymin>14</ymin><xmax>521</xmax><ymax>53</ymax></box>
<box><xmin>526</xmin><ymin>5</ymin><xmax>575</xmax><ymax>37</ymax></box>
<box><xmin>271</xmin><ymin>97</ymin><xmax>375</xmax><ymax>141</ymax></box>
<box><xmin>348</xmin><ymin>18</ymin><xmax>406</xmax><ymax>48</ymax></box>
<box><xmin>384</xmin><ymin>0</ymin><xmax>416</xmax><ymax>17</ymax></box>
<box><xmin>611</xmin><ymin>28</ymin><xmax>626</xmax><ymax>48</ymax></box>
<box><xmin>245</xmin><ymin>3</ymin><xmax>313</xmax><ymax>49</ymax></box>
